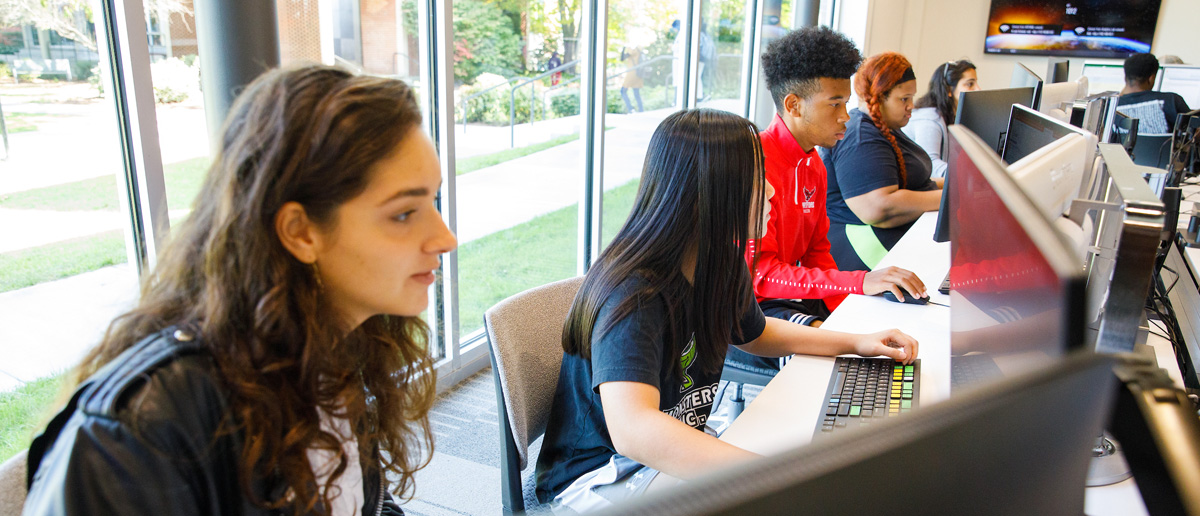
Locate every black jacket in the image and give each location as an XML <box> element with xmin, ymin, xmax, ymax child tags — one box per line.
<box><xmin>23</xmin><ymin>327</ymin><xmax>404</xmax><ymax>516</ymax></box>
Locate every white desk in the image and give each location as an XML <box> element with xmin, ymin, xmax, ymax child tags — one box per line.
<box><xmin>720</xmin><ymin>211</ymin><xmax>1184</xmax><ymax>516</ymax></box>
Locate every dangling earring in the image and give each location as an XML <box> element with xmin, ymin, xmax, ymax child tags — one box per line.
<box><xmin>312</xmin><ymin>262</ymin><xmax>324</xmax><ymax>291</ymax></box>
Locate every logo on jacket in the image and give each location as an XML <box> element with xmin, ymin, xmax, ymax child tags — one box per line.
<box><xmin>802</xmin><ymin>186</ymin><xmax>816</xmax><ymax>211</ymax></box>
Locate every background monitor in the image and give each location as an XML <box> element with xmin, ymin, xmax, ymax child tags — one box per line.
<box><xmin>984</xmin><ymin>0</ymin><xmax>1163</xmax><ymax>59</ymax></box>
<box><xmin>1047</xmin><ymin>57</ymin><xmax>1070</xmax><ymax>83</ymax></box>
<box><xmin>1002</xmin><ymin>103</ymin><xmax>1098</xmax><ymax>166</ymax></box>
<box><xmin>956</xmin><ymin>87</ymin><xmax>1037</xmax><ymax>153</ymax></box>
<box><xmin>1009</xmin><ymin>133</ymin><xmax>1091</xmax><ymax>219</ymax></box>
<box><xmin>1010</xmin><ymin>63</ymin><xmax>1044</xmax><ymax>110</ymax></box>
<box><xmin>1039</xmin><ymin>79</ymin><xmax>1086</xmax><ymax>118</ymax></box>
<box><xmin>1158</xmin><ymin>65</ymin><xmax>1200</xmax><ymax>110</ymax></box>
<box><xmin>1109</xmin><ymin>110</ymin><xmax>1138</xmax><ymax>155</ymax></box>
<box><xmin>591</xmin><ymin>352</ymin><xmax>1117</xmax><ymax>516</ymax></box>
<box><xmin>1082</xmin><ymin>62</ymin><xmax>1128</xmax><ymax>95</ymax></box>
<box><xmin>945</xmin><ymin>125</ymin><xmax>1088</xmax><ymax>391</ymax></box>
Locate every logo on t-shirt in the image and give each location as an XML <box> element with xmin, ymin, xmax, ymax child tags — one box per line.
<box><xmin>802</xmin><ymin>186</ymin><xmax>816</xmax><ymax>211</ymax></box>
<box><xmin>666</xmin><ymin>333</ymin><xmax>719</xmax><ymax>428</ymax></box>
<box><xmin>679</xmin><ymin>336</ymin><xmax>697</xmax><ymax>391</ymax></box>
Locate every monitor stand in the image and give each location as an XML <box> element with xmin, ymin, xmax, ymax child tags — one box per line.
<box><xmin>1087</xmin><ymin>433</ymin><xmax>1132</xmax><ymax>486</ymax></box>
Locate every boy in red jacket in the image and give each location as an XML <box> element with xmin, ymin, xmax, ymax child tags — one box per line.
<box><xmin>729</xmin><ymin>27</ymin><xmax>927</xmax><ymax>374</ymax></box>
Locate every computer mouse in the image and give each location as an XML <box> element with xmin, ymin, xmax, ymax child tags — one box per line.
<box><xmin>881</xmin><ymin>291</ymin><xmax>929</xmax><ymax>305</ymax></box>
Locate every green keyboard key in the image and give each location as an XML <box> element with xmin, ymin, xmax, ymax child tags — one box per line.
<box><xmin>904</xmin><ymin>365</ymin><xmax>914</xmax><ymax>374</ymax></box>
<box><xmin>901</xmin><ymin>400</ymin><xmax>912</xmax><ymax>409</ymax></box>
<box><xmin>850</xmin><ymin>406</ymin><xmax>861</xmax><ymax>417</ymax></box>
<box><xmin>902</xmin><ymin>381</ymin><xmax>913</xmax><ymax>390</ymax></box>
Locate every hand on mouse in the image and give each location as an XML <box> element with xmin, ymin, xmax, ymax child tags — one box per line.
<box><xmin>852</xmin><ymin>329</ymin><xmax>918</xmax><ymax>365</ymax></box>
<box><xmin>863</xmin><ymin>266</ymin><xmax>926</xmax><ymax>300</ymax></box>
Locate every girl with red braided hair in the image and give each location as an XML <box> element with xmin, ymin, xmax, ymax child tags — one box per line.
<box><xmin>819</xmin><ymin>52</ymin><xmax>944</xmax><ymax>272</ymax></box>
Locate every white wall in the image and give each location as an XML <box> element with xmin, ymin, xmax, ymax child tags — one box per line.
<box><xmin>859</xmin><ymin>0</ymin><xmax>1199</xmax><ymax>95</ymax></box>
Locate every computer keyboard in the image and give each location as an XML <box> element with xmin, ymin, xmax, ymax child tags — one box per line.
<box><xmin>815</xmin><ymin>357</ymin><xmax>920</xmax><ymax>437</ymax></box>
<box><xmin>950</xmin><ymin>353</ymin><xmax>1004</xmax><ymax>388</ymax></box>
<box><xmin>939</xmin><ymin>272</ymin><xmax>950</xmax><ymax>294</ymax></box>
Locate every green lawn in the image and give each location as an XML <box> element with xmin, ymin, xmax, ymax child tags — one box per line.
<box><xmin>456</xmin><ymin>178</ymin><xmax>639</xmax><ymax>334</ymax></box>
<box><xmin>0</xmin><ymin>373</ymin><xmax>66</xmax><ymax>464</ymax></box>
<box><xmin>0</xmin><ymin>230</ymin><xmax>127</xmax><ymax>292</ymax></box>
<box><xmin>456</xmin><ymin>131</ymin><xmax>581</xmax><ymax>176</ymax></box>
<box><xmin>0</xmin><ymin>112</ymin><xmax>72</xmax><ymax>134</ymax></box>
<box><xmin>0</xmin><ymin>157</ymin><xmax>211</xmax><ymax>212</ymax></box>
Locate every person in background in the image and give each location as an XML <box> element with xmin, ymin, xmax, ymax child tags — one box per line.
<box><xmin>725</xmin><ymin>26</ymin><xmax>927</xmax><ymax>377</ymax></box>
<box><xmin>22</xmin><ymin>65</ymin><xmax>457</xmax><ymax>515</ymax></box>
<box><xmin>1118</xmin><ymin>53</ymin><xmax>1190</xmax><ymax>134</ymax></box>
<box><xmin>903</xmin><ymin>60</ymin><xmax>981</xmax><ymax>178</ymax></box>
<box><xmin>621</xmin><ymin>46</ymin><xmax>645</xmax><ymax>113</ymax></box>
<box><xmin>534</xmin><ymin>108</ymin><xmax>918</xmax><ymax>514</ymax></box>
<box><xmin>548</xmin><ymin>51</ymin><xmax>563</xmax><ymax>86</ymax></box>
<box><xmin>821</xmin><ymin>52</ymin><xmax>942</xmax><ymax>272</ymax></box>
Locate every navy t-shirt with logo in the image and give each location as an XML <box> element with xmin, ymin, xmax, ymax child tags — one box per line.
<box><xmin>534</xmin><ymin>271</ymin><xmax>766</xmax><ymax>503</ymax></box>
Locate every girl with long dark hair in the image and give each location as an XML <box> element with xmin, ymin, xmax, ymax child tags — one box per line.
<box><xmin>904</xmin><ymin>60</ymin><xmax>980</xmax><ymax>178</ymax></box>
<box><xmin>23</xmin><ymin>65</ymin><xmax>456</xmax><ymax>515</ymax></box>
<box><xmin>821</xmin><ymin>52</ymin><xmax>943</xmax><ymax>272</ymax></box>
<box><xmin>534</xmin><ymin>108</ymin><xmax>918</xmax><ymax>513</ymax></box>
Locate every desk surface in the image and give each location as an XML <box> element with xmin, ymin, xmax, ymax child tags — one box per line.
<box><xmin>720</xmin><ymin>212</ymin><xmax>1180</xmax><ymax>516</ymax></box>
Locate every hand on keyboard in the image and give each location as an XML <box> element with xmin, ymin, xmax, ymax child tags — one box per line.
<box><xmin>851</xmin><ymin>329</ymin><xmax>918</xmax><ymax>365</ymax></box>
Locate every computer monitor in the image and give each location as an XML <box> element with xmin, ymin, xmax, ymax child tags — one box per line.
<box><xmin>1009</xmin><ymin>133</ymin><xmax>1092</xmax><ymax>220</ymax></box>
<box><xmin>1071</xmin><ymin>144</ymin><xmax>1166</xmax><ymax>353</ymax></box>
<box><xmin>1082</xmin><ymin>62</ymin><xmax>1127</xmax><ymax>96</ymax></box>
<box><xmin>955</xmin><ymin>87</ymin><xmax>1038</xmax><ymax>153</ymax></box>
<box><xmin>1047</xmin><ymin>58</ymin><xmax>1070</xmax><ymax>84</ymax></box>
<box><xmin>1039</xmin><ymin>79</ymin><xmax>1085</xmax><ymax>119</ymax></box>
<box><xmin>1001</xmin><ymin>104</ymin><xmax>1099</xmax><ymax>219</ymax></box>
<box><xmin>1010</xmin><ymin>63</ymin><xmax>1044</xmax><ymax>111</ymax></box>
<box><xmin>590</xmin><ymin>352</ymin><xmax>1117</xmax><ymax>516</ymax></box>
<box><xmin>1157</xmin><ymin>65</ymin><xmax>1200</xmax><ymax>109</ymax></box>
<box><xmin>1002</xmin><ymin>103</ymin><xmax>1098</xmax><ymax>165</ymax></box>
<box><xmin>1109</xmin><ymin>110</ymin><xmax>1138</xmax><ymax>155</ymax></box>
<box><xmin>945</xmin><ymin>124</ymin><xmax>1088</xmax><ymax>391</ymax></box>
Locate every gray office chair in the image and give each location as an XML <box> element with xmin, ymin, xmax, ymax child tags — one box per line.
<box><xmin>0</xmin><ymin>450</ymin><xmax>28</xmax><ymax>514</ymax></box>
<box><xmin>485</xmin><ymin>276</ymin><xmax>584</xmax><ymax>515</ymax></box>
<box><xmin>721</xmin><ymin>349</ymin><xmax>776</xmax><ymax>419</ymax></box>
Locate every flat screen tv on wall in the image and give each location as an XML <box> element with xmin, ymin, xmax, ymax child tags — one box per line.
<box><xmin>984</xmin><ymin>0</ymin><xmax>1162</xmax><ymax>59</ymax></box>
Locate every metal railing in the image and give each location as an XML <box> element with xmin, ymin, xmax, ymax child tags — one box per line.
<box><xmin>456</xmin><ymin>52</ymin><xmax>742</xmax><ymax>148</ymax></box>
<box><xmin>458</xmin><ymin>55</ymin><xmax>677</xmax><ymax>148</ymax></box>
<box><xmin>457</xmin><ymin>59</ymin><xmax>579</xmax><ymax>134</ymax></box>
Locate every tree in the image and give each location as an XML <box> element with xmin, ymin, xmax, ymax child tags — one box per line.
<box><xmin>0</xmin><ymin>0</ymin><xmax>191</xmax><ymax>51</ymax></box>
<box><xmin>555</xmin><ymin>0</ymin><xmax>578</xmax><ymax>64</ymax></box>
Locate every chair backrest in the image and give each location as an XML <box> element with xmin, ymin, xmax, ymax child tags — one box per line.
<box><xmin>0</xmin><ymin>450</ymin><xmax>28</xmax><ymax>515</ymax></box>
<box><xmin>485</xmin><ymin>275</ymin><xmax>584</xmax><ymax>470</ymax></box>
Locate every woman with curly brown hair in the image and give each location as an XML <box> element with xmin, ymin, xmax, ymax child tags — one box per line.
<box><xmin>22</xmin><ymin>65</ymin><xmax>456</xmax><ymax>516</ymax></box>
<box><xmin>820</xmin><ymin>51</ymin><xmax>943</xmax><ymax>272</ymax></box>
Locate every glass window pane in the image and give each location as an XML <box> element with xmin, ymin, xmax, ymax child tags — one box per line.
<box><xmin>452</xmin><ymin>0</ymin><xmax>582</xmax><ymax>338</ymax></box>
<box><xmin>697</xmin><ymin>0</ymin><xmax>747</xmax><ymax>112</ymax></box>
<box><xmin>0</xmin><ymin>15</ymin><xmax>139</xmax><ymax>428</ymax></box>
<box><xmin>601</xmin><ymin>0</ymin><xmax>686</xmax><ymax>247</ymax></box>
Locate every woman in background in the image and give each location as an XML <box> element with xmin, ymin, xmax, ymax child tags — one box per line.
<box><xmin>903</xmin><ymin>60</ymin><xmax>981</xmax><ymax>178</ymax></box>
<box><xmin>535</xmin><ymin>108</ymin><xmax>917</xmax><ymax>514</ymax></box>
<box><xmin>821</xmin><ymin>52</ymin><xmax>942</xmax><ymax>271</ymax></box>
<box><xmin>23</xmin><ymin>65</ymin><xmax>456</xmax><ymax>515</ymax></box>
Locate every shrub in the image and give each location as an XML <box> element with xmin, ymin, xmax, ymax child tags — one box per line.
<box><xmin>88</xmin><ymin>65</ymin><xmax>103</xmax><ymax>96</ymax></box>
<box><xmin>458</xmin><ymin>73</ymin><xmax>539</xmax><ymax>125</ymax></box>
<box><xmin>549</xmin><ymin>93</ymin><xmax>579</xmax><ymax>118</ymax></box>
<box><xmin>0</xmin><ymin>62</ymin><xmax>9</xmax><ymax>79</ymax></box>
<box><xmin>149</xmin><ymin>57</ymin><xmax>198</xmax><ymax>104</ymax></box>
<box><xmin>71</xmin><ymin>60</ymin><xmax>96</xmax><ymax>81</ymax></box>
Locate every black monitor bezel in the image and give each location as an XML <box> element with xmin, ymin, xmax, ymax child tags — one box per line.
<box><xmin>1000</xmin><ymin>103</ymin><xmax>1097</xmax><ymax>165</ymax></box>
